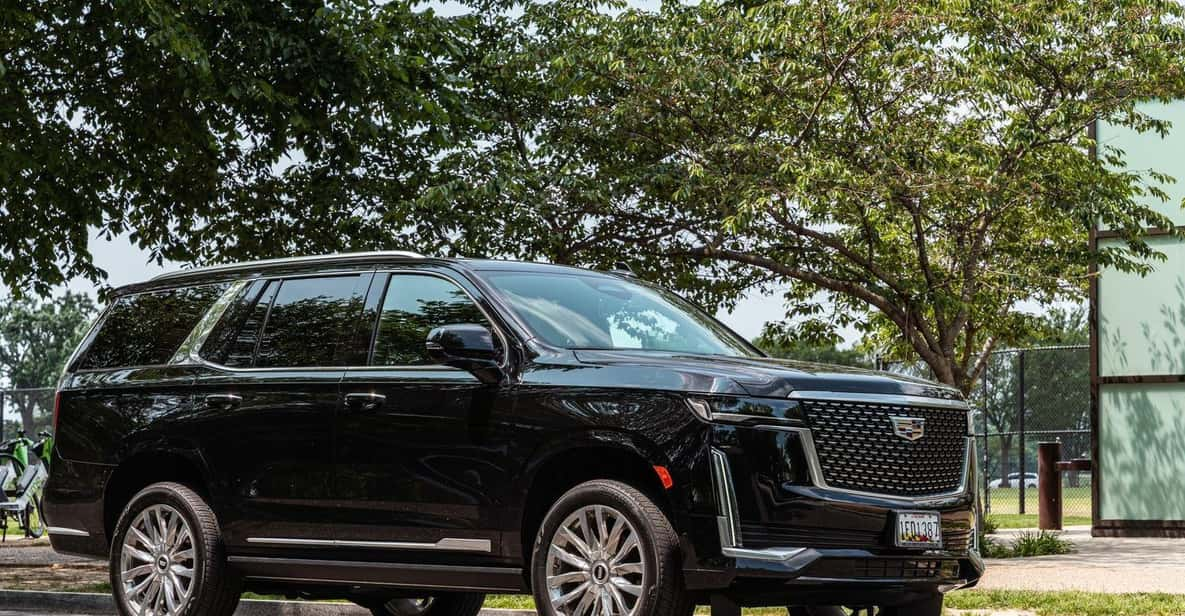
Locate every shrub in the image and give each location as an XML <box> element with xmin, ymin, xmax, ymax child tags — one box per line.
<box><xmin>1010</xmin><ymin>530</ymin><xmax>1075</xmax><ymax>557</ymax></box>
<box><xmin>981</xmin><ymin>530</ymin><xmax>1074</xmax><ymax>558</ymax></box>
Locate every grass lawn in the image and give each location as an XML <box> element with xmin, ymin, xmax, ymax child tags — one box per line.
<box><xmin>986</xmin><ymin>486</ymin><xmax>1092</xmax><ymax>519</ymax></box>
<box><xmin>3</xmin><ymin>514</ymin><xmax>24</xmax><ymax>537</ymax></box>
<box><xmin>490</xmin><ymin>592</ymin><xmax>1185</xmax><ymax>615</ymax></box>
<box><xmin>988</xmin><ymin>513</ymin><xmax>1092</xmax><ymax>529</ymax></box>
<box><xmin>12</xmin><ymin>585</ymin><xmax>1185</xmax><ymax>615</ymax></box>
<box><xmin>945</xmin><ymin>590</ymin><xmax>1185</xmax><ymax>615</ymax></box>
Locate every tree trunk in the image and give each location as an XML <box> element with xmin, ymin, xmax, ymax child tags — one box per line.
<box><xmin>19</xmin><ymin>398</ymin><xmax>36</xmax><ymax>435</ymax></box>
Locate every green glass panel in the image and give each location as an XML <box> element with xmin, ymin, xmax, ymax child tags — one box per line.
<box><xmin>1097</xmin><ymin>235</ymin><xmax>1185</xmax><ymax>378</ymax></box>
<box><xmin>1099</xmin><ymin>383</ymin><xmax>1185</xmax><ymax>520</ymax></box>
<box><xmin>1097</xmin><ymin>101</ymin><xmax>1185</xmax><ymax>227</ymax></box>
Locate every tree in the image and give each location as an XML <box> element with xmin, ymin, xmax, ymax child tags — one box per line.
<box><xmin>754</xmin><ymin>335</ymin><xmax>872</xmax><ymax>369</ymax></box>
<box><xmin>0</xmin><ymin>0</ymin><xmax>477</xmax><ymax>296</ymax></box>
<box><xmin>427</xmin><ymin>0</ymin><xmax>1185</xmax><ymax>394</ymax></box>
<box><xmin>0</xmin><ymin>293</ymin><xmax>95</xmax><ymax>434</ymax></box>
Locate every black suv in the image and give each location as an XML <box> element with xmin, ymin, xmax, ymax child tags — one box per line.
<box><xmin>44</xmin><ymin>252</ymin><xmax>982</xmax><ymax>616</ymax></box>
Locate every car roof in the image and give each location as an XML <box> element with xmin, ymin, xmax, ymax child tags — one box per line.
<box><xmin>111</xmin><ymin>252</ymin><xmax>625</xmax><ymax>296</ymax></box>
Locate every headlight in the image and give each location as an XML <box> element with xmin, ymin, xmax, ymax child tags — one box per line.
<box><xmin>686</xmin><ymin>396</ymin><xmax>804</xmax><ymax>425</ymax></box>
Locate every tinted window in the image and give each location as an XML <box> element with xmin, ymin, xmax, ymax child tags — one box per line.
<box><xmin>77</xmin><ymin>284</ymin><xmax>229</xmax><ymax>370</ymax></box>
<box><xmin>200</xmin><ymin>280</ymin><xmax>277</xmax><ymax>367</ymax></box>
<box><xmin>255</xmin><ymin>276</ymin><xmax>363</xmax><ymax>368</ymax></box>
<box><xmin>372</xmin><ymin>275</ymin><xmax>496</xmax><ymax>366</ymax></box>
<box><xmin>481</xmin><ymin>272</ymin><xmax>755</xmax><ymax>357</ymax></box>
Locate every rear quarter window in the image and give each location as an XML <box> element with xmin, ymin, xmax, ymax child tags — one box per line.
<box><xmin>75</xmin><ymin>284</ymin><xmax>229</xmax><ymax>370</ymax></box>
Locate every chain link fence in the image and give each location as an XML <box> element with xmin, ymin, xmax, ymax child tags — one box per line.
<box><xmin>883</xmin><ymin>345</ymin><xmax>1092</xmax><ymax>526</ymax></box>
<box><xmin>0</xmin><ymin>387</ymin><xmax>56</xmax><ymax>443</ymax></box>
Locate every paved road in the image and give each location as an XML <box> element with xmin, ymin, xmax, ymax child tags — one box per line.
<box><xmin>0</xmin><ymin>544</ymin><xmax>95</xmax><ymax>566</ymax></box>
<box><xmin>0</xmin><ymin>612</ymin><xmax>93</xmax><ymax>616</ymax></box>
<box><xmin>978</xmin><ymin>526</ymin><xmax>1185</xmax><ymax>593</ymax></box>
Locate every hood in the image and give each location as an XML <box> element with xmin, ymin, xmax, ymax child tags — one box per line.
<box><xmin>570</xmin><ymin>350</ymin><xmax>963</xmax><ymax>401</ymax></box>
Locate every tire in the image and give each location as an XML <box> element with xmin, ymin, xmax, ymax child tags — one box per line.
<box><xmin>788</xmin><ymin>608</ymin><xmax>848</xmax><ymax>616</ymax></box>
<box><xmin>360</xmin><ymin>593</ymin><xmax>486</xmax><ymax>616</ymax></box>
<box><xmin>880</xmin><ymin>594</ymin><xmax>943</xmax><ymax>616</ymax></box>
<box><xmin>109</xmin><ymin>482</ymin><xmax>241</xmax><ymax>616</ymax></box>
<box><xmin>22</xmin><ymin>495</ymin><xmax>45</xmax><ymax>539</ymax></box>
<box><xmin>788</xmin><ymin>593</ymin><xmax>943</xmax><ymax>616</ymax></box>
<box><xmin>530</xmin><ymin>479</ymin><xmax>692</xmax><ymax>616</ymax></box>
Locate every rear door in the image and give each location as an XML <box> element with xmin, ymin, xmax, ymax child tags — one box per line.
<box><xmin>191</xmin><ymin>273</ymin><xmax>370</xmax><ymax>548</ymax></box>
<box><xmin>334</xmin><ymin>270</ymin><xmax>510</xmax><ymax>558</ymax></box>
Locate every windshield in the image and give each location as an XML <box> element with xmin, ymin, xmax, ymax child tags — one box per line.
<box><xmin>480</xmin><ymin>271</ymin><xmax>758</xmax><ymax>357</ymax></box>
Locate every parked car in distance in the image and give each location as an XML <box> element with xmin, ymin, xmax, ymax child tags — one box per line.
<box><xmin>988</xmin><ymin>472</ymin><xmax>1039</xmax><ymax>489</ymax></box>
<box><xmin>43</xmin><ymin>252</ymin><xmax>982</xmax><ymax>616</ymax></box>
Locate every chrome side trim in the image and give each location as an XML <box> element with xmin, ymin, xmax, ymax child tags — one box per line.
<box><xmin>47</xmin><ymin>527</ymin><xmax>91</xmax><ymax>537</ymax></box>
<box><xmin>760</xmin><ymin>426</ymin><xmax>973</xmax><ymax>504</ymax></box>
<box><xmin>722</xmin><ymin>546</ymin><xmax>809</xmax><ymax>562</ymax></box>
<box><xmin>244</xmin><ymin>537</ymin><xmax>492</xmax><ymax>553</ymax></box>
<box><xmin>170</xmin><ymin>280</ymin><xmax>250</xmax><ymax>365</ymax></box>
<box><xmin>709</xmin><ymin>448</ymin><xmax>742</xmax><ymax>550</ymax></box>
<box><xmin>710</xmin><ymin>448</ymin><xmax>813</xmax><ymax>562</ymax></box>
<box><xmin>788</xmin><ymin>390</ymin><xmax>969</xmax><ymax>410</ymax></box>
<box><xmin>227</xmin><ymin>556</ymin><xmax>523</xmax><ymax>592</ymax></box>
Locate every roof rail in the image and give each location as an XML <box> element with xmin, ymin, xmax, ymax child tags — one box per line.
<box><xmin>150</xmin><ymin>251</ymin><xmax>427</xmax><ymax>282</ymax></box>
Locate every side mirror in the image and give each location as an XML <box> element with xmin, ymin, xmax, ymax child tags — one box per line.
<box><xmin>426</xmin><ymin>324</ymin><xmax>504</xmax><ymax>385</ymax></box>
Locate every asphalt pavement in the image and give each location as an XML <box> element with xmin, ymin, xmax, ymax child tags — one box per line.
<box><xmin>978</xmin><ymin>526</ymin><xmax>1185</xmax><ymax>593</ymax></box>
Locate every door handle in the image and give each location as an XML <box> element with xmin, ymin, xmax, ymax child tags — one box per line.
<box><xmin>205</xmin><ymin>394</ymin><xmax>242</xmax><ymax>408</ymax></box>
<box><xmin>345</xmin><ymin>392</ymin><xmax>387</xmax><ymax>412</ymax></box>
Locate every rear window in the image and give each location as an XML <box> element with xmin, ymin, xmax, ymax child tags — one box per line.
<box><xmin>76</xmin><ymin>284</ymin><xmax>229</xmax><ymax>370</ymax></box>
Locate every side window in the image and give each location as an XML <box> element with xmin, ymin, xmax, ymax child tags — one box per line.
<box><xmin>200</xmin><ymin>280</ymin><xmax>277</xmax><ymax>367</ymax></box>
<box><xmin>76</xmin><ymin>284</ymin><xmax>229</xmax><ymax>370</ymax></box>
<box><xmin>255</xmin><ymin>275</ymin><xmax>364</xmax><ymax>368</ymax></box>
<box><xmin>372</xmin><ymin>274</ymin><xmax>498</xmax><ymax>366</ymax></box>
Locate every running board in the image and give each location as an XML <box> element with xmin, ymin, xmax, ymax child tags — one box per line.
<box><xmin>227</xmin><ymin>556</ymin><xmax>526</xmax><ymax>593</ymax></box>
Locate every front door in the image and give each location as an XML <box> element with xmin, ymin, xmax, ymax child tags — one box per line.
<box><xmin>192</xmin><ymin>273</ymin><xmax>369</xmax><ymax>548</ymax></box>
<box><xmin>335</xmin><ymin>270</ymin><xmax>508</xmax><ymax>560</ymax></box>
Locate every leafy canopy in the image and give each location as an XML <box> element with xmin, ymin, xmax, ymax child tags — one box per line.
<box><xmin>6</xmin><ymin>1</ymin><xmax>1185</xmax><ymax>393</ymax></box>
<box><xmin>1</xmin><ymin>0</ymin><xmax>476</xmax><ymax>295</ymax></box>
<box><xmin>432</xmin><ymin>0</ymin><xmax>1185</xmax><ymax>392</ymax></box>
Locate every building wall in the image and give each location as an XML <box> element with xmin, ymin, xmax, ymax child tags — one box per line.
<box><xmin>1095</xmin><ymin>101</ymin><xmax>1185</xmax><ymax>531</ymax></box>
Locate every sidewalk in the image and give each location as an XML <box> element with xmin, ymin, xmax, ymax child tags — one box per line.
<box><xmin>978</xmin><ymin>526</ymin><xmax>1185</xmax><ymax>593</ymax></box>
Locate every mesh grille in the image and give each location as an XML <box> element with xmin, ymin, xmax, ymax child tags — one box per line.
<box><xmin>808</xmin><ymin>558</ymin><xmax>960</xmax><ymax>580</ymax></box>
<box><xmin>803</xmin><ymin>399</ymin><xmax>968</xmax><ymax>497</ymax></box>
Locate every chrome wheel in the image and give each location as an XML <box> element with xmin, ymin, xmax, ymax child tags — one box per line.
<box><xmin>546</xmin><ymin>504</ymin><xmax>645</xmax><ymax>616</ymax></box>
<box><xmin>382</xmin><ymin>597</ymin><xmax>436</xmax><ymax>615</ymax></box>
<box><xmin>119</xmin><ymin>504</ymin><xmax>196</xmax><ymax>615</ymax></box>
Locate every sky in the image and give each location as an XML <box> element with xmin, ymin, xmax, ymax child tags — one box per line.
<box><xmin>65</xmin><ymin>233</ymin><xmax>816</xmax><ymax>343</ymax></box>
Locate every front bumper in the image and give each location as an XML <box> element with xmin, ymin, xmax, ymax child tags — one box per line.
<box><xmin>685</xmin><ymin>406</ymin><xmax>983</xmax><ymax>602</ymax></box>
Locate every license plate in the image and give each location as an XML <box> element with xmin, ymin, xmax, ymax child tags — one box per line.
<box><xmin>895</xmin><ymin>511</ymin><xmax>942</xmax><ymax>549</ymax></box>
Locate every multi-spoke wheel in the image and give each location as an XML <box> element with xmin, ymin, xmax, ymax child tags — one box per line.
<box><xmin>119</xmin><ymin>504</ymin><xmax>195</xmax><ymax>613</ymax></box>
<box><xmin>110</xmin><ymin>482</ymin><xmax>241</xmax><ymax>616</ymax></box>
<box><xmin>357</xmin><ymin>592</ymin><xmax>485</xmax><ymax>616</ymax></box>
<box><xmin>546</xmin><ymin>504</ymin><xmax>645</xmax><ymax>616</ymax></box>
<box><xmin>531</xmin><ymin>480</ymin><xmax>692</xmax><ymax>616</ymax></box>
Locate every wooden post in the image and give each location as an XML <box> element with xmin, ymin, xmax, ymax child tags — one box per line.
<box><xmin>1038</xmin><ymin>442</ymin><xmax>1063</xmax><ymax>530</ymax></box>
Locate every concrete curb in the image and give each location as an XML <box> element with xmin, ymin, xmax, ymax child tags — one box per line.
<box><xmin>0</xmin><ymin>590</ymin><xmax>538</xmax><ymax>615</ymax></box>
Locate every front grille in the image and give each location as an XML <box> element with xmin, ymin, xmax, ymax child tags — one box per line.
<box><xmin>802</xmin><ymin>398</ymin><xmax>968</xmax><ymax>497</ymax></box>
<box><xmin>807</xmin><ymin>558</ymin><xmax>960</xmax><ymax>580</ymax></box>
<box><xmin>741</xmin><ymin>524</ymin><xmax>973</xmax><ymax>552</ymax></box>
